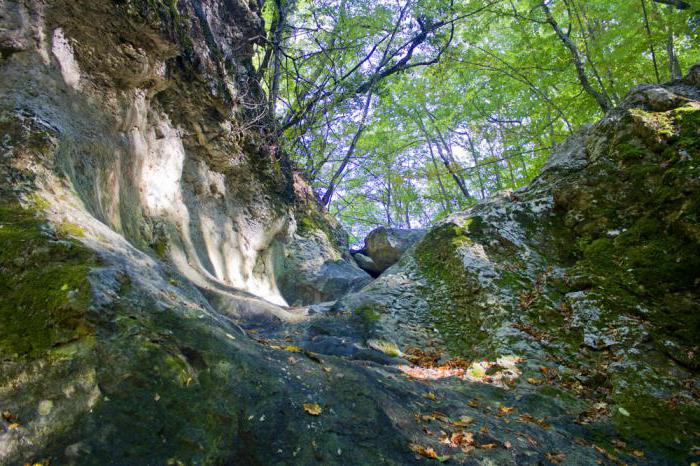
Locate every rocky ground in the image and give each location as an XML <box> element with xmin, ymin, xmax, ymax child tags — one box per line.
<box><xmin>0</xmin><ymin>0</ymin><xmax>698</xmax><ymax>464</ymax></box>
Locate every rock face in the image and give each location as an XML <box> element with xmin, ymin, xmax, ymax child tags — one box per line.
<box><xmin>354</xmin><ymin>227</ymin><xmax>426</xmax><ymax>275</ymax></box>
<box><xmin>335</xmin><ymin>70</ymin><xmax>700</xmax><ymax>463</ymax></box>
<box><xmin>0</xmin><ymin>0</ymin><xmax>698</xmax><ymax>464</ymax></box>
<box><xmin>0</xmin><ymin>0</ymin><xmax>362</xmax><ymax>314</ymax></box>
<box><xmin>275</xmin><ymin>214</ymin><xmax>372</xmax><ymax>306</ymax></box>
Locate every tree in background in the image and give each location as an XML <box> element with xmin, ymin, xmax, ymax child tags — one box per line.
<box><xmin>254</xmin><ymin>0</ymin><xmax>699</xmax><ymax>242</ymax></box>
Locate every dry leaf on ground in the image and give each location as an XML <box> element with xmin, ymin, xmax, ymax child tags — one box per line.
<box><xmin>303</xmin><ymin>403</ymin><xmax>322</xmax><ymax>415</ymax></box>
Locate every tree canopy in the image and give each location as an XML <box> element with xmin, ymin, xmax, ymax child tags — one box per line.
<box><xmin>254</xmin><ymin>0</ymin><xmax>700</xmax><ymax>242</ymax></box>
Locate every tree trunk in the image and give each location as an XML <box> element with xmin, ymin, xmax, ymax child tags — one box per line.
<box><xmin>320</xmin><ymin>91</ymin><xmax>373</xmax><ymax>207</ymax></box>
<box><xmin>541</xmin><ymin>1</ymin><xmax>612</xmax><ymax>112</ymax></box>
<box><xmin>268</xmin><ymin>0</ymin><xmax>286</xmax><ymax>118</ymax></box>
<box><xmin>666</xmin><ymin>27</ymin><xmax>683</xmax><ymax>79</ymax></box>
<box><xmin>641</xmin><ymin>0</ymin><xmax>661</xmax><ymax>83</ymax></box>
<box><xmin>425</xmin><ymin>135</ymin><xmax>452</xmax><ymax>213</ymax></box>
<box><xmin>417</xmin><ymin>119</ymin><xmax>472</xmax><ymax>200</ymax></box>
<box><xmin>464</xmin><ymin>131</ymin><xmax>486</xmax><ymax>199</ymax></box>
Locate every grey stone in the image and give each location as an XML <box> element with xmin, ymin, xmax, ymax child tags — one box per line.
<box><xmin>357</xmin><ymin>227</ymin><xmax>426</xmax><ymax>274</ymax></box>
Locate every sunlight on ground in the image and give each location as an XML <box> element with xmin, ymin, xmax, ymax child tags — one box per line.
<box><xmin>397</xmin><ymin>355</ymin><xmax>523</xmax><ymax>388</ymax></box>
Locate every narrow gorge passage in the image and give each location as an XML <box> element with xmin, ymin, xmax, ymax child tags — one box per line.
<box><xmin>1</xmin><ymin>0</ymin><xmax>699</xmax><ymax>464</ymax></box>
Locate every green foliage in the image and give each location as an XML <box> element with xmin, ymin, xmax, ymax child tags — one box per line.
<box><xmin>256</xmin><ymin>0</ymin><xmax>699</xmax><ymax>239</ymax></box>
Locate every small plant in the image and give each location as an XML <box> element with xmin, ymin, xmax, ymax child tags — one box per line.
<box><xmin>367</xmin><ymin>338</ymin><xmax>401</xmax><ymax>357</ymax></box>
<box><xmin>57</xmin><ymin>221</ymin><xmax>86</xmax><ymax>238</ymax></box>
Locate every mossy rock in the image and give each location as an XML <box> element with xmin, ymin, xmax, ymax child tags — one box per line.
<box><xmin>414</xmin><ymin>219</ymin><xmax>491</xmax><ymax>357</ymax></box>
<box><xmin>0</xmin><ymin>202</ymin><xmax>96</xmax><ymax>359</ymax></box>
<box><xmin>353</xmin><ymin>304</ymin><xmax>381</xmax><ymax>329</ymax></box>
<box><xmin>607</xmin><ymin>382</ymin><xmax>700</xmax><ymax>462</ymax></box>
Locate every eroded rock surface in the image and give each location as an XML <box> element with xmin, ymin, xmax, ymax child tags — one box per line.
<box><xmin>0</xmin><ymin>0</ymin><xmax>698</xmax><ymax>464</ymax></box>
<box><xmin>354</xmin><ymin>227</ymin><xmax>426</xmax><ymax>275</ymax></box>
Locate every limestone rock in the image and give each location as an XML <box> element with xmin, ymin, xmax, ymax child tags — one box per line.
<box><xmin>1</xmin><ymin>0</ymin><xmax>699</xmax><ymax>463</ymax></box>
<box><xmin>275</xmin><ymin>224</ymin><xmax>371</xmax><ymax>306</ymax></box>
<box><xmin>334</xmin><ymin>68</ymin><xmax>700</xmax><ymax>462</ymax></box>
<box><xmin>356</xmin><ymin>227</ymin><xmax>426</xmax><ymax>275</ymax></box>
<box><xmin>351</xmin><ymin>252</ymin><xmax>379</xmax><ymax>273</ymax></box>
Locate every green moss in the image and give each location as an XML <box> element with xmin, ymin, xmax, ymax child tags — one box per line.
<box><xmin>673</xmin><ymin>106</ymin><xmax>697</xmax><ymax>150</ymax></box>
<box><xmin>615</xmin><ymin>142</ymin><xmax>649</xmax><ymax>162</ymax></box>
<box><xmin>414</xmin><ymin>219</ymin><xmax>490</xmax><ymax>357</ymax></box>
<box><xmin>130</xmin><ymin>0</ymin><xmax>195</xmax><ymax>58</ymax></box>
<box><xmin>296</xmin><ymin>216</ymin><xmax>319</xmax><ymax>235</ymax></box>
<box><xmin>629</xmin><ymin>107</ymin><xmax>675</xmax><ymax>139</ymax></box>
<box><xmin>57</xmin><ymin>221</ymin><xmax>87</xmax><ymax>238</ymax></box>
<box><xmin>367</xmin><ymin>338</ymin><xmax>401</xmax><ymax>357</ymax></box>
<box><xmin>566</xmin><ymin>103</ymin><xmax>700</xmax><ymax>368</ymax></box>
<box><xmin>0</xmin><ymin>202</ymin><xmax>96</xmax><ymax>359</ymax></box>
<box><xmin>610</xmin><ymin>387</ymin><xmax>700</xmax><ymax>462</ymax></box>
<box><xmin>295</xmin><ymin>209</ymin><xmax>334</xmax><ymax>240</ymax></box>
<box><xmin>28</xmin><ymin>192</ymin><xmax>51</xmax><ymax>210</ymax></box>
<box><xmin>354</xmin><ymin>304</ymin><xmax>380</xmax><ymax>324</ymax></box>
<box><xmin>152</xmin><ymin>235</ymin><xmax>169</xmax><ymax>258</ymax></box>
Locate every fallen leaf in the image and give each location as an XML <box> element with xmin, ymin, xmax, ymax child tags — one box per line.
<box><xmin>612</xmin><ymin>439</ymin><xmax>626</xmax><ymax>449</ymax></box>
<box><xmin>546</xmin><ymin>452</ymin><xmax>566</xmax><ymax>464</ymax></box>
<box><xmin>8</xmin><ymin>423</ymin><xmax>21</xmax><ymax>430</ymax></box>
<box><xmin>504</xmin><ymin>441</ymin><xmax>512</xmax><ymax>449</ymax></box>
<box><xmin>480</xmin><ymin>443</ymin><xmax>497</xmax><ymax>449</ymax></box>
<box><xmin>498</xmin><ymin>405</ymin><xmax>515</xmax><ymax>416</ymax></box>
<box><xmin>632</xmin><ymin>450</ymin><xmax>645</xmax><ymax>458</ymax></box>
<box><xmin>284</xmin><ymin>345</ymin><xmax>302</xmax><ymax>353</ymax></box>
<box><xmin>2</xmin><ymin>411</ymin><xmax>18</xmax><ymax>423</ymax></box>
<box><xmin>461</xmin><ymin>445</ymin><xmax>475</xmax><ymax>454</ymax></box>
<box><xmin>303</xmin><ymin>403</ymin><xmax>322</xmax><ymax>416</ymax></box>
<box><xmin>425</xmin><ymin>392</ymin><xmax>437</xmax><ymax>401</ymax></box>
<box><xmin>527</xmin><ymin>377</ymin><xmax>544</xmax><ymax>385</ymax></box>
<box><xmin>518</xmin><ymin>413</ymin><xmax>551</xmax><ymax>429</ymax></box>
<box><xmin>409</xmin><ymin>443</ymin><xmax>438</xmax><ymax>459</ymax></box>
<box><xmin>304</xmin><ymin>351</ymin><xmax>323</xmax><ymax>363</ymax></box>
<box><xmin>479</xmin><ymin>426</ymin><xmax>489</xmax><ymax>434</ymax></box>
<box><xmin>467</xmin><ymin>399</ymin><xmax>479</xmax><ymax>408</ymax></box>
<box><xmin>466</xmin><ymin>364</ymin><xmax>486</xmax><ymax>379</ymax></box>
<box><xmin>453</xmin><ymin>431</ymin><xmax>474</xmax><ymax>447</ymax></box>
<box><xmin>452</xmin><ymin>415</ymin><xmax>474</xmax><ymax>427</ymax></box>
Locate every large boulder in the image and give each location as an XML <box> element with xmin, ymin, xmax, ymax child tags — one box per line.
<box><xmin>274</xmin><ymin>212</ymin><xmax>372</xmax><ymax>306</ymax></box>
<box><xmin>355</xmin><ymin>227</ymin><xmax>426</xmax><ymax>275</ymax></box>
